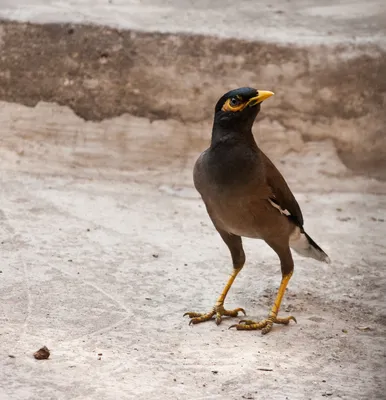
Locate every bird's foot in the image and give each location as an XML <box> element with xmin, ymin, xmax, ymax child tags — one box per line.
<box><xmin>229</xmin><ymin>315</ymin><xmax>297</xmax><ymax>334</ymax></box>
<box><xmin>184</xmin><ymin>303</ymin><xmax>246</xmax><ymax>326</ymax></box>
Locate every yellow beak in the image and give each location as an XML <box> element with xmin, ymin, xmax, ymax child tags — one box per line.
<box><xmin>247</xmin><ymin>90</ymin><xmax>274</xmax><ymax>107</ymax></box>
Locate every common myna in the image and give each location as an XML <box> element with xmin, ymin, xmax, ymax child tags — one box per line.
<box><xmin>184</xmin><ymin>87</ymin><xmax>330</xmax><ymax>334</ymax></box>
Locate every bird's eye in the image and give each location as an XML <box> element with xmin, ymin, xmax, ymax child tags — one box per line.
<box><xmin>229</xmin><ymin>97</ymin><xmax>240</xmax><ymax>106</ymax></box>
<box><xmin>221</xmin><ymin>96</ymin><xmax>245</xmax><ymax>112</ymax></box>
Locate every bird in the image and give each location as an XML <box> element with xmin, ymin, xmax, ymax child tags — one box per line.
<box><xmin>184</xmin><ymin>87</ymin><xmax>330</xmax><ymax>334</ymax></box>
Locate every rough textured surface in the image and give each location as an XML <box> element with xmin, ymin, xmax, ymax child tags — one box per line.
<box><xmin>0</xmin><ymin>101</ymin><xmax>385</xmax><ymax>400</ymax></box>
<box><xmin>1</xmin><ymin>0</ymin><xmax>386</xmax><ymax>46</ymax></box>
<box><xmin>0</xmin><ymin>1</ymin><xmax>385</xmax><ymax>399</ymax></box>
<box><xmin>0</xmin><ymin>21</ymin><xmax>385</xmax><ymax>179</ymax></box>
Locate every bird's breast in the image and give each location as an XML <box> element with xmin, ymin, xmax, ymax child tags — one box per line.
<box><xmin>200</xmin><ymin>144</ymin><xmax>263</xmax><ymax>188</ymax></box>
<box><xmin>203</xmin><ymin>187</ymin><xmax>279</xmax><ymax>239</ymax></box>
<box><xmin>194</xmin><ymin>145</ymin><xmax>290</xmax><ymax>239</ymax></box>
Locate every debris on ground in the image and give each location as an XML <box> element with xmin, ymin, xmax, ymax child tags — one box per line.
<box><xmin>33</xmin><ymin>346</ymin><xmax>50</xmax><ymax>360</ymax></box>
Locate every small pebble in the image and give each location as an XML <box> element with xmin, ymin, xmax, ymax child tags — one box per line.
<box><xmin>33</xmin><ymin>346</ymin><xmax>50</xmax><ymax>360</ymax></box>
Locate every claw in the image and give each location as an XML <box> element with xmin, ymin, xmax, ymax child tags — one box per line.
<box><xmin>183</xmin><ymin>312</ymin><xmax>203</xmax><ymax>318</ymax></box>
<box><xmin>238</xmin><ymin>319</ymin><xmax>254</xmax><ymax>325</ymax></box>
<box><xmin>272</xmin><ymin>315</ymin><xmax>297</xmax><ymax>325</ymax></box>
<box><xmin>230</xmin><ymin>307</ymin><xmax>246</xmax><ymax>316</ymax></box>
<box><xmin>288</xmin><ymin>316</ymin><xmax>297</xmax><ymax>324</ymax></box>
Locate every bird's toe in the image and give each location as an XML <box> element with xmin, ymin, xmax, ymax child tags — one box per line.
<box><xmin>273</xmin><ymin>315</ymin><xmax>297</xmax><ymax>325</ymax></box>
<box><xmin>229</xmin><ymin>314</ymin><xmax>296</xmax><ymax>333</ymax></box>
<box><xmin>184</xmin><ymin>305</ymin><xmax>246</xmax><ymax>326</ymax></box>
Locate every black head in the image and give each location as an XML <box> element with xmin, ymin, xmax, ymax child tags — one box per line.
<box><xmin>213</xmin><ymin>87</ymin><xmax>274</xmax><ymax>132</ymax></box>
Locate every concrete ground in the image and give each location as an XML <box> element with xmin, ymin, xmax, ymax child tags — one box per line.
<box><xmin>1</xmin><ymin>102</ymin><xmax>385</xmax><ymax>400</ymax></box>
<box><xmin>0</xmin><ymin>1</ymin><xmax>386</xmax><ymax>400</ymax></box>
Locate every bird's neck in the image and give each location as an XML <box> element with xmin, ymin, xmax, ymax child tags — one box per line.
<box><xmin>208</xmin><ymin>126</ymin><xmax>261</xmax><ymax>187</ymax></box>
<box><xmin>210</xmin><ymin>124</ymin><xmax>257</xmax><ymax>150</ymax></box>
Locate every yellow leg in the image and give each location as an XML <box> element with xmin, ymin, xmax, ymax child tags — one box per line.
<box><xmin>184</xmin><ymin>267</ymin><xmax>246</xmax><ymax>325</ymax></box>
<box><xmin>269</xmin><ymin>272</ymin><xmax>292</xmax><ymax>319</ymax></box>
<box><xmin>230</xmin><ymin>272</ymin><xmax>296</xmax><ymax>334</ymax></box>
<box><xmin>216</xmin><ymin>267</ymin><xmax>241</xmax><ymax>306</ymax></box>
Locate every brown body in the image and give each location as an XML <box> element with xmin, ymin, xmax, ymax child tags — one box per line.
<box><xmin>194</xmin><ymin>149</ymin><xmax>296</xmax><ymax>241</ymax></box>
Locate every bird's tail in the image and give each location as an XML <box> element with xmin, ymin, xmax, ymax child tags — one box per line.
<box><xmin>289</xmin><ymin>227</ymin><xmax>330</xmax><ymax>263</ymax></box>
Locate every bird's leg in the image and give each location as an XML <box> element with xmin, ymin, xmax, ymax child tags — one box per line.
<box><xmin>184</xmin><ymin>266</ymin><xmax>246</xmax><ymax>325</ymax></box>
<box><xmin>184</xmin><ymin>231</ymin><xmax>246</xmax><ymax>326</ymax></box>
<box><xmin>230</xmin><ymin>246</ymin><xmax>296</xmax><ymax>334</ymax></box>
<box><xmin>230</xmin><ymin>272</ymin><xmax>296</xmax><ymax>333</ymax></box>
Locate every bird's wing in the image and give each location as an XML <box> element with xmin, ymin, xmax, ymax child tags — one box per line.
<box><xmin>260</xmin><ymin>150</ymin><xmax>304</xmax><ymax>227</ymax></box>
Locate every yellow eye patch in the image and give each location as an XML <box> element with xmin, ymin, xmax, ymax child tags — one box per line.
<box><xmin>221</xmin><ymin>97</ymin><xmax>248</xmax><ymax>112</ymax></box>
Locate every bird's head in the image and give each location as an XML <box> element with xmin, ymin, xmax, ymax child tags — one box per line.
<box><xmin>213</xmin><ymin>87</ymin><xmax>274</xmax><ymax>132</ymax></box>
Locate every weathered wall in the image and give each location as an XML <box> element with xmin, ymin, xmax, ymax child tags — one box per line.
<box><xmin>0</xmin><ymin>21</ymin><xmax>385</xmax><ymax>179</ymax></box>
